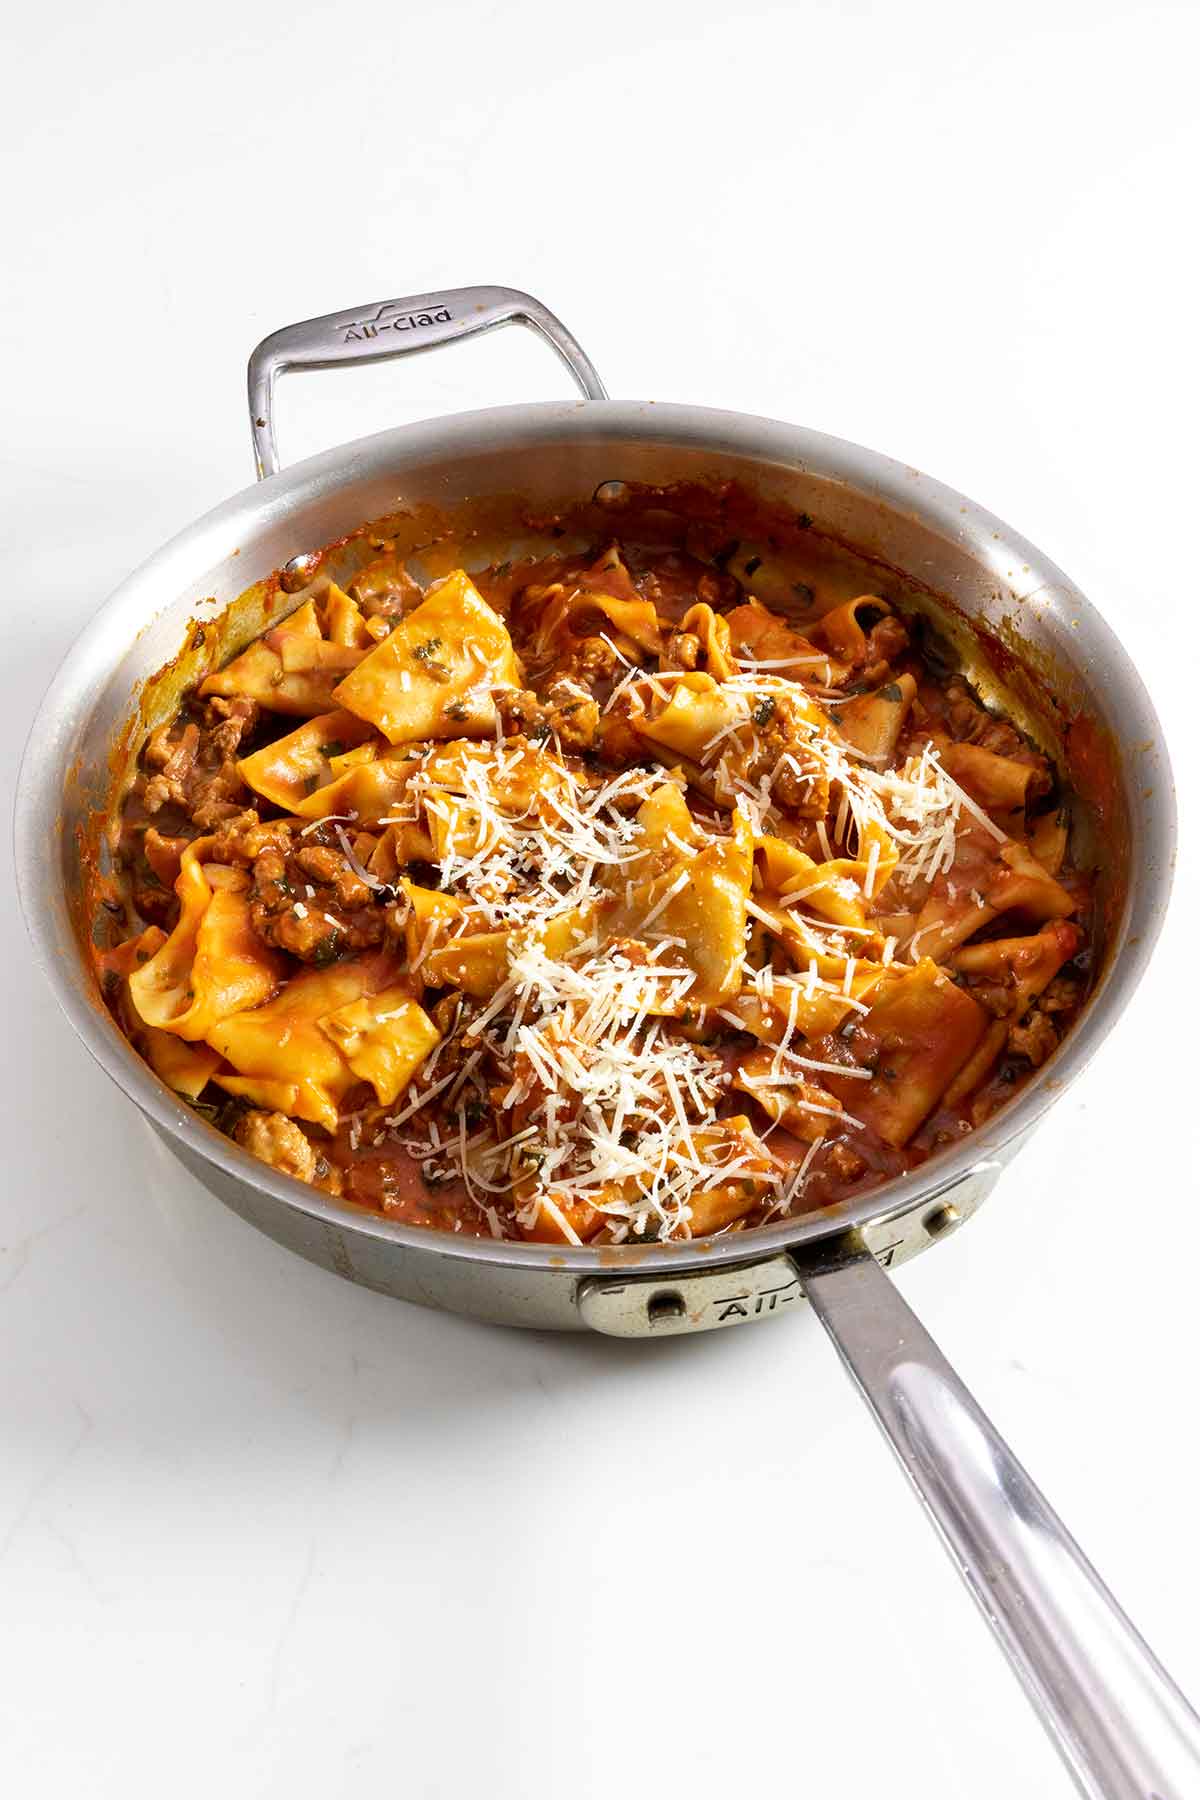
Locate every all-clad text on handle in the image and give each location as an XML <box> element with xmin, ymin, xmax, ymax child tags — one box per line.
<box><xmin>247</xmin><ymin>285</ymin><xmax>607</xmax><ymax>478</ymax></box>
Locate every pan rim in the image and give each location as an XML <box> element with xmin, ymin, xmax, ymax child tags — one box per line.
<box><xmin>15</xmin><ymin>397</ymin><xmax>1176</xmax><ymax>1278</ymax></box>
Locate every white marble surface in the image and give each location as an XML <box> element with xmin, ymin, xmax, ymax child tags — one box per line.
<box><xmin>4</xmin><ymin>2</ymin><xmax>1200</xmax><ymax>1794</ymax></box>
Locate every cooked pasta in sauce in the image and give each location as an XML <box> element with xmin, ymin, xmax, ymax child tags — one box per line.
<box><xmin>99</xmin><ymin>526</ymin><xmax>1094</xmax><ymax>1245</ymax></box>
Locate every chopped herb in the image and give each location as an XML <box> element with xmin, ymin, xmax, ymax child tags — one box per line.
<box><xmin>792</xmin><ymin>581</ymin><xmax>815</xmax><ymax>607</ymax></box>
<box><xmin>443</xmin><ymin>699</ymin><xmax>471</xmax><ymax>722</ymax></box>
<box><xmin>878</xmin><ymin>682</ymin><xmax>902</xmax><ymax>703</ymax></box>
<box><xmin>313</xmin><ymin>930</ymin><xmax>342</xmax><ymax>967</ymax></box>
<box><xmin>754</xmin><ymin>696</ymin><xmax>777</xmax><ymax>728</ymax></box>
<box><xmin>319</xmin><ymin>740</ymin><xmax>345</xmax><ymax>758</ymax></box>
<box><xmin>493</xmin><ymin>560</ymin><xmax>512</xmax><ymax>579</ymax></box>
<box><xmin>796</xmin><ymin>511</ymin><xmax>814</xmax><ymax>530</ymax></box>
<box><xmin>744</xmin><ymin>555</ymin><xmax>762</xmax><ymax>578</ymax></box>
<box><xmin>411</xmin><ymin>637</ymin><xmax>443</xmax><ymax>662</ymax></box>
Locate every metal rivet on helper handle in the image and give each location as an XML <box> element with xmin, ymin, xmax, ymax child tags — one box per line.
<box><xmin>923</xmin><ymin>1202</ymin><xmax>961</xmax><ymax>1238</ymax></box>
<box><xmin>280</xmin><ymin>552</ymin><xmax>319</xmax><ymax>592</ymax></box>
<box><xmin>577</xmin><ymin>1255</ymin><xmax>803</xmax><ymax>1337</ymax></box>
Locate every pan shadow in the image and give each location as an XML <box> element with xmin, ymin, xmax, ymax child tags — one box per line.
<box><xmin>127</xmin><ymin>1118</ymin><xmax>828</xmax><ymax>1447</ymax></box>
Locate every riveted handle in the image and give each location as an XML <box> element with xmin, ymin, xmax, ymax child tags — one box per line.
<box><xmin>247</xmin><ymin>285</ymin><xmax>608</xmax><ymax>479</ymax></box>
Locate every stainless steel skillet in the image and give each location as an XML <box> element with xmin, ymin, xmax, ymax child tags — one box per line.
<box><xmin>14</xmin><ymin>286</ymin><xmax>1197</xmax><ymax>1797</ymax></box>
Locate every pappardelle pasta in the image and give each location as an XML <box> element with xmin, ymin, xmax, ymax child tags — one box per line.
<box><xmin>100</xmin><ymin>528</ymin><xmax>1094</xmax><ymax>1245</ymax></box>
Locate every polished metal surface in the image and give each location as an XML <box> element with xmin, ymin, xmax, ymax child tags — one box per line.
<box><xmin>14</xmin><ymin>409</ymin><xmax>1175</xmax><ymax>1313</ymax></box>
<box><xmin>15</xmin><ymin>291</ymin><xmax>1190</xmax><ymax>1798</ymax></box>
<box><xmin>14</xmin><ymin>401</ymin><xmax>1175</xmax><ymax>1313</ymax></box>
<box><xmin>248</xmin><ymin>284</ymin><xmax>608</xmax><ymax>478</ymax></box>
<box><xmin>578</xmin><ymin>1254</ymin><xmax>805</xmax><ymax>1337</ymax></box>
<box><xmin>801</xmin><ymin>1242</ymin><xmax>1200</xmax><ymax>1800</ymax></box>
<box><xmin>577</xmin><ymin>1153</ymin><xmax>1003</xmax><ymax>1337</ymax></box>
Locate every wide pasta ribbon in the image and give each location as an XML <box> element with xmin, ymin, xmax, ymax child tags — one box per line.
<box><xmin>128</xmin><ymin>840</ymin><xmax>285</xmax><ymax>1041</ymax></box>
<box><xmin>209</xmin><ymin>954</ymin><xmax>430</xmax><ymax>1131</ymax></box>
<box><xmin>332</xmin><ymin>571</ymin><xmax>522</xmax><ymax>744</ymax></box>
<box><xmin>200</xmin><ymin>587</ymin><xmax>374</xmax><ymax>716</ymax></box>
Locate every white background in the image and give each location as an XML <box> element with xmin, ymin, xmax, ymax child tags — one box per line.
<box><xmin>4</xmin><ymin>3</ymin><xmax>1199</xmax><ymax>1795</ymax></box>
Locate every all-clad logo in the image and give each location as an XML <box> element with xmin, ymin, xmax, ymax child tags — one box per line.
<box><xmin>340</xmin><ymin>302</ymin><xmax>452</xmax><ymax>344</ymax></box>
<box><xmin>711</xmin><ymin>1277</ymin><xmax>800</xmax><ymax>1322</ymax></box>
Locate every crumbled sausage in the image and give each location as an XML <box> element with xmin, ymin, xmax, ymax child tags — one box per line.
<box><xmin>1006</xmin><ymin>1008</ymin><xmax>1059</xmax><ymax>1066</ymax></box>
<box><xmin>210</xmin><ymin>812</ymin><xmax>294</xmax><ymax>865</ymax></box>
<box><xmin>825</xmin><ymin>1142</ymin><xmax>867</xmax><ymax>1181</ymax></box>
<box><xmin>250</xmin><ymin>843</ymin><xmax>384</xmax><ymax>960</ymax></box>
<box><xmin>202</xmin><ymin>694</ymin><xmax>260</xmax><ymax>755</ymax></box>
<box><xmin>867</xmin><ymin>613</ymin><xmax>908</xmax><ymax>664</ymax></box>
<box><xmin>661</xmin><ymin>630</ymin><xmax>702</xmax><ymax>672</ymax></box>
<box><xmin>188</xmin><ymin>761</ymin><xmax>250</xmax><ymax>829</ymax></box>
<box><xmin>944</xmin><ymin>677</ymin><xmax>1025</xmax><ymax>758</ymax></box>
<box><xmin>495</xmin><ymin>679</ymin><xmax>600</xmax><ymax>750</ymax></box>
<box><xmin>1039</xmin><ymin>976</ymin><xmax>1080</xmax><ymax>1015</ymax></box>
<box><xmin>142</xmin><ymin>723</ymin><xmax>200</xmax><ymax>812</ymax></box>
<box><xmin>564</xmin><ymin>635</ymin><xmax>620</xmax><ymax>686</ymax></box>
<box><xmin>726</xmin><ymin>691</ymin><xmax>829</xmax><ymax>816</ymax></box>
<box><xmin>142</xmin><ymin>711</ymin><xmax>250</xmax><ymax>827</ymax></box>
<box><xmin>234</xmin><ymin>1110</ymin><xmax>318</xmax><ymax>1183</ymax></box>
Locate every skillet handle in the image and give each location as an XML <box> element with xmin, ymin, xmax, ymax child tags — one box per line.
<box><xmin>797</xmin><ymin>1240</ymin><xmax>1200</xmax><ymax>1800</ymax></box>
<box><xmin>247</xmin><ymin>285</ymin><xmax>607</xmax><ymax>479</ymax></box>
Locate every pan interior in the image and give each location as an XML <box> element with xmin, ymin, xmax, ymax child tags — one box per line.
<box><xmin>27</xmin><ymin>403</ymin><xmax>1166</xmax><ymax>1274</ymax></box>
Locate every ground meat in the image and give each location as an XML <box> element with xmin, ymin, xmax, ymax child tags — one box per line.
<box><xmin>1039</xmin><ymin>976</ymin><xmax>1080</xmax><ymax>1015</ymax></box>
<box><xmin>188</xmin><ymin>762</ymin><xmax>250</xmax><ymax>829</ymax></box>
<box><xmin>544</xmin><ymin>678</ymin><xmax>600</xmax><ymax>748</ymax></box>
<box><xmin>861</xmin><ymin>614</ymin><xmax>909</xmax><ymax>684</ymax></box>
<box><xmin>142</xmin><ymin>723</ymin><xmax>199</xmax><ymax>812</ymax></box>
<box><xmin>969</xmin><ymin>979</ymin><xmax>1021</xmax><ymax>1020</ymax></box>
<box><xmin>944</xmin><ymin>677</ymin><xmax>1026</xmax><ymax>759</ymax></box>
<box><xmin>495</xmin><ymin>679</ymin><xmax>600</xmax><ymax>750</ymax></box>
<box><xmin>210</xmin><ymin>812</ymin><xmax>294</xmax><ymax>865</ymax></box>
<box><xmin>1006</xmin><ymin>1008</ymin><xmax>1059</xmax><ymax>1066</ymax></box>
<box><xmin>736</xmin><ymin>692</ymin><xmax>829</xmax><ymax>816</ymax></box>
<box><xmin>825</xmin><ymin>1142</ymin><xmax>866</xmax><ymax>1181</ymax></box>
<box><xmin>562</xmin><ymin>635</ymin><xmax>620</xmax><ymax>686</ymax></box>
<box><xmin>234</xmin><ymin>1110</ymin><xmax>317</xmax><ymax>1183</ymax></box>
<box><xmin>250</xmin><ymin>844</ymin><xmax>385</xmax><ymax>961</ymax></box>
<box><xmin>142</xmin><ymin>709</ymin><xmax>251</xmax><ymax>828</ymax></box>
<box><xmin>661</xmin><ymin>629</ymin><xmax>702</xmax><ymax>671</ymax></box>
<box><xmin>202</xmin><ymin>694</ymin><xmax>260</xmax><ymax>756</ymax></box>
<box><xmin>351</xmin><ymin>560</ymin><xmax>423</xmax><ymax>618</ymax></box>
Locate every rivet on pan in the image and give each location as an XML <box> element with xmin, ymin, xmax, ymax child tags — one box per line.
<box><xmin>281</xmin><ymin>552</ymin><xmax>318</xmax><ymax>592</ymax></box>
<box><xmin>924</xmin><ymin>1202</ymin><xmax>961</xmax><ymax>1238</ymax></box>
<box><xmin>646</xmin><ymin>1289</ymin><xmax>686</xmax><ymax>1326</ymax></box>
<box><xmin>593</xmin><ymin>479</ymin><xmax>630</xmax><ymax>507</ymax></box>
